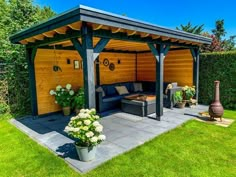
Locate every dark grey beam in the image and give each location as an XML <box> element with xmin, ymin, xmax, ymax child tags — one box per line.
<box><xmin>93</xmin><ymin>38</ymin><xmax>110</xmax><ymax>60</ymax></box>
<box><xmin>27</xmin><ymin>29</ymin><xmax>81</xmax><ymax>48</ymax></box>
<box><xmin>190</xmin><ymin>48</ymin><xmax>200</xmax><ymax>101</ymax></box>
<box><xmin>26</xmin><ymin>47</ymin><xmax>38</xmax><ymax>116</ymax></box>
<box><xmin>95</xmin><ymin>57</ymin><xmax>100</xmax><ymax>86</ymax></box>
<box><xmin>72</xmin><ymin>23</ymin><xmax>96</xmax><ymax>109</ymax></box>
<box><xmin>148</xmin><ymin>43</ymin><xmax>170</xmax><ymax>120</ymax></box>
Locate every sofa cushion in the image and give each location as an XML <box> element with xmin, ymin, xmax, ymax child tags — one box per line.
<box><xmin>103</xmin><ymin>95</ymin><xmax>122</xmax><ymax>103</ymax></box>
<box><xmin>96</xmin><ymin>86</ymin><xmax>105</xmax><ymax>97</ymax></box>
<box><xmin>133</xmin><ymin>83</ymin><xmax>143</xmax><ymax>92</ymax></box>
<box><xmin>121</xmin><ymin>82</ymin><xmax>134</xmax><ymax>93</ymax></box>
<box><xmin>165</xmin><ymin>84</ymin><xmax>173</xmax><ymax>94</ymax></box>
<box><xmin>115</xmin><ymin>86</ymin><xmax>129</xmax><ymax>95</ymax></box>
<box><xmin>105</xmin><ymin>85</ymin><xmax>117</xmax><ymax>96</ymax></box>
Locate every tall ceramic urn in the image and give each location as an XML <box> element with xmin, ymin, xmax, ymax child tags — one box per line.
<box><xmin>209</xmin><ymin>81</ymin><xmax>224</xmax><ymax>121</ymax></box>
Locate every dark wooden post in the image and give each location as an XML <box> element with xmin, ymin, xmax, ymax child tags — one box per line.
<box><xmin>148</xmin><ymin>43</ymin><xmax>170</xmax><ymax>120</ymax></box>
<box><xmin>96</xmin><ymin>57</ymin><xmax>100</xmax><ymax>86</ymax></box>
<box><xmin>71</xmin><ymin>23</ymin><xmax>109</xmax><ymax>109</ymax></box>
<box><xmin>190</xmin><ymin>48</ymin><xmax>200</xmax><ymax>101</ymax></box>
<box><xmin>80</xmin><ymin>23</ymin><xmax>96</xmax><ymax>109</ymax></box>
<box><xmin>26</xmin><ymin>47</ymin><xmax>38</xmax><ymax>116</ymax></box>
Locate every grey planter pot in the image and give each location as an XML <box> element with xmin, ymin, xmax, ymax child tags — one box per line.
<box><xmin>75</xmin><ymin>144</ymin><xmax>97</xmax><ymax>162</ymax></box>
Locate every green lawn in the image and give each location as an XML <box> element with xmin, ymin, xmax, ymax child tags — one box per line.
<box><xmin>0</xmin><ymin>110</ymin><xmax>236</xmax><ymax>177</ymax></box>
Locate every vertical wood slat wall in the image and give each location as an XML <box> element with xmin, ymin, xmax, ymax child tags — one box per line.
<box><xmin>34</xmin><ymin>49</ymin><xmax>193</xmax><ymax>115</ymax></box>
<box><xmin>137</xmin><ymin>49</ymin><xmax>193</xmax><ymax>86</ymax></box>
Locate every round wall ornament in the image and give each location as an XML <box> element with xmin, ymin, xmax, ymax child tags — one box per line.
<box><xmin>109</xmin><ymin>63</ymin><xmax>115</xmax><ymax>71</ymax></box>
<box><xmin>103</xmin><ymin>58</ymin><xmax>109</xmax><ymax>66</ymax></box>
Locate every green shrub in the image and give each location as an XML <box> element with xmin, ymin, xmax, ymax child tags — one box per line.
<box><xmin>0</xmin><ymin>102</ymin><xmax>10</xmax><ymax>114</ymax></box>
<box><xmin>199</xmin><ymin>51</ymin><xmax>236</xmax><ymax>110</ymax></box>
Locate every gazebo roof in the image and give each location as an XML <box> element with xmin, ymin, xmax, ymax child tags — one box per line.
<box><xmin>9</xmin><ymin>5</ymin><xmax>211</xmax><ymax>50</ymax></box>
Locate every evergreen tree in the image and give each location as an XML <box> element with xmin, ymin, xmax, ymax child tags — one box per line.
<box><xmin>176</xmin><ymin>22</ymin><xmax>204</xmax><ymax>35</ymax></box>
<box><xmin>212</xmin><ymin>19</ymin><xmax>226</xmax><ymax>41</ymax></box>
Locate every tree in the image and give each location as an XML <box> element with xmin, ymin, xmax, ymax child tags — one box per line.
<box><xmin>201</xmin><ymin>32</ymin><xmax>223</xmax><ymax>53</ymax></box>
<box><xmin>222</xmin><ymin>35</ymin><xmax>236</xmax><ymax>51</ymax></box>
<box><xmin>176</xmin><ymin>22</ymin><xmax>204</xmax><ymax>35</ymax></box>
<box><xmin>212</xmin><ymin>19</ymin><xmax>226</xmax><ymax>41</ymax></box>
<box><xmin>0</xmin><ymin>0</ymin><xmax>55</xmax><ymax>114</ymax></box>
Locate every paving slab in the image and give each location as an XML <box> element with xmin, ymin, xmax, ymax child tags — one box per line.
<box><xmin>9</xmin><ymin>105</ymin><xmax>208</xmax><ymax>173</ymax></box>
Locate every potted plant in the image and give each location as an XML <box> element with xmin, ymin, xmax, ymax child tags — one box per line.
<box><xmin>182</xmin><ymin>85</ymin><xmax>196</xmax><ymax>101</ymax></box>
<box><xmin>173</xmin><ymin>91</ymin><xmax>186</xmax><ymax>108</ymax></box>
<box><xmin>72</xmin><ymin>88</ymin><xmax>85</xmax><ymax>114</ymax></box>
<box><xmin>64</xmin><ymin>108</ymin><xmax>106</xmax><ymax>162</ymax></box>
<box><xmin>49</xmin><ymin>84</ymin><xmax>74</xmax><ymax>116</ymax></box>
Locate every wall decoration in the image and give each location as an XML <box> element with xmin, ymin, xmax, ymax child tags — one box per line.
<box><xmin>103</xmin><ymin>58</ymin><xmax>109</xmax><ymax>66</ymax></box>
<box><xmin>74</xmin><ymin>60</ymin><xmax>79</xmax><ymax>69</ymax></box>
<box><xmin>118</xmin><ymin>59</ymin><xmax>121</xmax><ymax>64</ymax></box>
<box><xmin>109</xmin><ymin>63</ymin><xmax>115</xmax><ymax>71</ymax></box>
<box><xmin>80</xmin><ymin>60</ymin><xmax>83</xmax><ymax>69</ymax></box>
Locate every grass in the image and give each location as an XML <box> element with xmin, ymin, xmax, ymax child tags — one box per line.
<box><xmin>0</xmin><ymin>110</ymin><xmax>236</xmax><ymax>177</ymax></box>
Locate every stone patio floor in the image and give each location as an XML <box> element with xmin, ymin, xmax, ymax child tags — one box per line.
<box><xmin>10</xmin><ymin>105</ymin><xmax>208</xmax><ymax>173</ymax></box>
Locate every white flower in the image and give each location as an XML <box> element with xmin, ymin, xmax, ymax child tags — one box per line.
<box><xmin>95</xmin><ymin>126</ymin><xmax>103</xmax><ymax>132</ymax></box>
<box><xmin>66</xmin><ymin>84</ymin><xmax>72</xmax><ymax>90</ymax></box>
<box><xmin>61</xmin><ymin>89</ymin><xmax>65</xmax><ymax>92</ymax></box>
<box><xmin>93</xmin><ymin>121</ymin><xmax>100</xmax><ymax>126</ymax></box>
<box><xmin>64</xmin><ymin>126</ymin><xmax>70</xmax><ymax>132</ymax></box>
<box><xmin>98</xmin><ymin>134</ymin><xmax>106</xmax><ymax>141</ymax></box>
<box><xmin>58</xmin><ymin>94</ymin><xmax>60</xmax><ymax>96</ymax></box>
<box><xmin>55</xmin><ymin>101</ymin><xmax>58</xmax><ymax>104</ymax></box>
<box><xmin>90</xmin><ymin>108</ymin><xmax>96</xmax><ymax>112</ymax></box>
<box><xmin>94</xmin><ymin>115</ymin><xmax>100</xmax><ymax>119</ymax></box>
<box><xmin>86</xmin><ymin>131</ymin><xmax>94</xmax><ymax>138</ymax></box>
<box><xmin>91</xmin><ymin>136</ymin><xmax>98</xmax><ymax>143</ymax></box>
<box><xmin>77</xmin><ymin>121</ymin><xmax>82</xmax><ymax>125</ymax></box>
<box><xmin>80</xmin><ymin>109</ymin><xmax>85</xmax><ymax>113</ymax></box>
<box><xmin>78</xmin><ymin>113</ymin><xmax>88</xmax><ymax>119</ymax></box>
<box><xmin>84</xmin><ymin>120</ymin><xmax>91</xmax><ymax>125</ymax></box>
<box><xmin>73</xmin><ymin>128</ymin><xmax>80</xmax><ymax>132</ymax></box>
<box><xmin>69</xmin><ymin>90</ymin><xmax>74</xmax><ymax>96</ymax></box>
<box><xmin>49</xmin><ymin>90</ymin><xmax>55</xmax><ymax>95</ymax></box>
<box><xmin>82</xmin><ymin>126</ymin><xmax>88</xmax><ymax>131</ymax></box>
<box><xmin>70</xmin><ymin>116</ymin><xmax>77</xmax><ymax>120</ymax></box>
<box><xmin>56</xmin><ymin>85</ymin><xmax>62</xmax><ymax>91</ymax></box>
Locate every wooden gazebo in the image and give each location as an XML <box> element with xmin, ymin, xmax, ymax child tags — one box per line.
<box><xmin>10</xmin><ymin>5</ymin><xmax>211</xmax><ymax>120</ymax></box>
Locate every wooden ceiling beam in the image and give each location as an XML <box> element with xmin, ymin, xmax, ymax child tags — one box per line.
<box><xmin>111</xmin><ymin>27</ymin><xmax>121</xmax><ymax>33</ymax></box>
<box><xmin>151</xmin><ymin>35</ymin><xmax>160</xmax><ymax>39</ymax></box>
<box><xmin>171</xmin><ymin>38</ymin><xmax>178</xmax><ymax>42</ymax></box>
<box><xmin>25</xmin><ymin>38</ymin><xmax>36</xmax><ymax>43</ymax></box>
<box><xmin>92</xmin><ymin>24</ymin><xmax>103</xmax><ymax>30</ymax></box>
<box><xmin>42</xmin><ymin>31</ymin><xmax>55</xmax><ymax>38</ymax></box>
<box><xmin>54</xmin><ymin>26</ymin><xmax>68</xmax><ymax>34</ymax></box>
<box><xmin>33</xmin><ymin>34</ymin><xmax>44</xmax><ymax>41</ymax></box>
<box><xmin>19</xmin><ymin>40</ymin><xmax>28</xmax><ymax>45</ymax></box>
<box><xmin>161</xmin><ymin>36</ymin><xmax>170</xmax><ymax>41</ymax></box>
<box><xmin>68</xmin><ymin>22</ymin><xmax>81</xmax><ymax>30</ymax></box>
<box><xmin>140</xmin><ymin>33</ymin><xmax>150</xmax><ymax>38</ymax></box>
<box><xmin>127</xmin><ymin>30</ymin><xmax>137</xmax><ymax>36</ymax></box>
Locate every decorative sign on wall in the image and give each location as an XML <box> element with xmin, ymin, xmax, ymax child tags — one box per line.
<box><xmin>74</xmin><ymin>60</ymin><xmax>79</xmax><ymax>69</ymax></box>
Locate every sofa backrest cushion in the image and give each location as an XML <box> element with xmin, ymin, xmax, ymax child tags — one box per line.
<box><xmin>115</xmin><ymin>86</ymin><xmax>129</xmax><ymax>95</ymax></box>
<box><xmin>133</xmin><ymin>83</ymin><xmax>143</xmax><ymax>92</ymax></box>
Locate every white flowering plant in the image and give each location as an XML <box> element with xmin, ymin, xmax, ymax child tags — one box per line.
<box><xmin>64</xmin><ymin>108</ymin><xmax>106</xmax><ymax>147</ymax></box>
<box><xmin>49</xmin><ymin>84</ymin><xmax>75</xmax><ymax>107</ymax></box>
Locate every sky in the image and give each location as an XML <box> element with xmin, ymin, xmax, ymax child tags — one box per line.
<box><xmin>34</xmin><ymin>0</ymin><xmax>236</xmax><ymax>39</ymax></box>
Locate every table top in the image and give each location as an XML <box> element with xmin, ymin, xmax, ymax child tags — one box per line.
<box><xmin>124</xmin><ymin>94</ymin><xmax>156</xmax><ymax>102</ymax></box>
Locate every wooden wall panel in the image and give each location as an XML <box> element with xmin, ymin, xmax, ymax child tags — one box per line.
<box><xmin>35</xmin><ymin>49</ymin><xmax>83</xmax><ymax>115</ymax></box>
<box><xmin>99</xmin><ymin>53</ymin><xmax>136</xmax><ymax>84</ymax></box>
<box><xmin>137</xmin><ymin>49</ymin><xmax>193</xmax><ymax>86</ymax></box>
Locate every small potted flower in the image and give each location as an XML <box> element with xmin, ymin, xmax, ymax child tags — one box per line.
<box><xmin>64</xmin><ymin>108</ymin><xmax>106</xmax><ymax>162</ymax></box>
<box><xmin>49</xmin><ymin>84</ymin><xmax>74</xmax><ymax>116</ymax></box>
<box><xmin>72</xmin><ymin>88</ymin><xmax>85</xmax><ymax>114</ymax></box>
<box><xmin>173</xmin><ymin>91</ymin><xmax>186</xmax><ymax>108</ymax></box>
<box><xmin>182</xmin><ymin>85</ymin><xmax>196</xmax><ymax>101</ymax></box>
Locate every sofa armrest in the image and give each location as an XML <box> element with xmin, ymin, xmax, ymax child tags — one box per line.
<box><xmin>96</xmin><ymin>91</ymin><xmax>103</xmax><ymax>113</ymax></box>
<box><xmin>166</xmin><ymin>87</ymin><xmax>182</xmax><ymax>109</ymax></box>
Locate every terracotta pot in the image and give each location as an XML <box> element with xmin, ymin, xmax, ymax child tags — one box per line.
<box><xmin>176</xmin><ymin>102</ymin><xmax>186</xmax><ymax>109</ymax></box>
<box><xmin>62</xmin><ymin>106</ymin><xmax>71</xmax><ymax>116</ymax></box>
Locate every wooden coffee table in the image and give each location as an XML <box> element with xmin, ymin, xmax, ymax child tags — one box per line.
<box><xmin>121</xmin><ymin>94</ymin><xmax>156</xmax><ymax>117</ymax></box>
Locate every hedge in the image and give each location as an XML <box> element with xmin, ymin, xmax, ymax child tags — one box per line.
<box><xmin>199</xmin><ymin>51</ymin><xmax>236</xmax><ymax>110</ymax></box>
